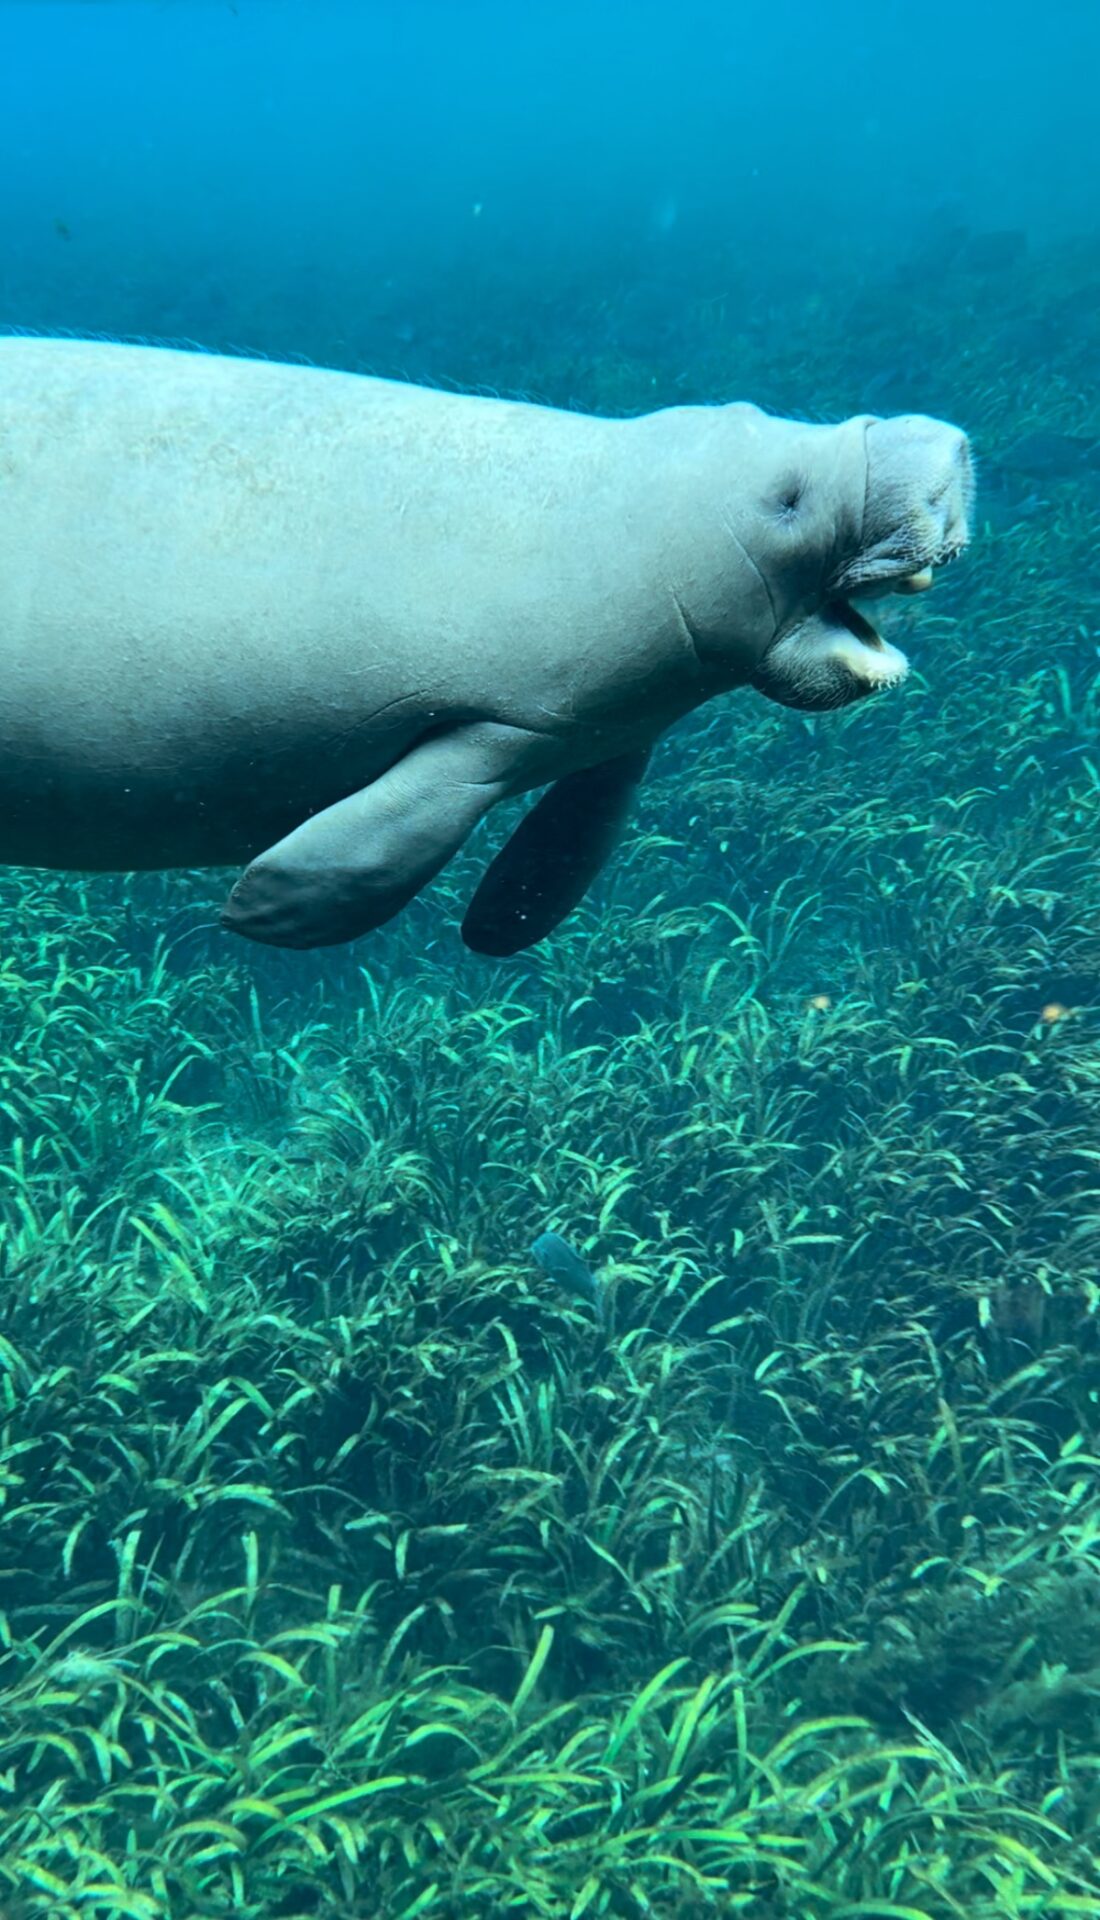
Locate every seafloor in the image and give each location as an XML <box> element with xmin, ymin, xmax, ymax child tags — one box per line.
<box><xmin>2</xmin><ymin>227</ymin><xmax>1100</xmax><ymax>1917</ymax></box>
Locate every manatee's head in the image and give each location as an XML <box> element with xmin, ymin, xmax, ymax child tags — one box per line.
<box><xmin>726</xmin><ymin>409</ymin><xmax>974</xmax><ymax>711</ymax></box>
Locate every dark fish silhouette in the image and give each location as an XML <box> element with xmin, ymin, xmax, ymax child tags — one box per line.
<box><xmin>893</xmin><ymin>222</ymin><xmax>1025</xmax><ymax>286</ymax></box>
<box><xmin>531</xmin><ymin>1232</ymin><xmax>604</xmax><ymax>1321</ymax></box>
<box><xmin>997</xmin><ymin>431</ymin><xmax>1100</xmax><ymax>479</ymax></box>
<box><xmin>960</xmin><ymin>229</ymin><xmax>1027</xmax><ymax>274</ymax></box>
<box><xmin>861</xmin><ymin>360</ymin><xmax>931</xmax><ymax>410</ymax></box>
<box><xmin>980</xmin><ymin>487</ymin><xmax>1047</xmax><ymax>535</ymax></box>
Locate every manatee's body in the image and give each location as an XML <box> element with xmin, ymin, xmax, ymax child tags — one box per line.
<box><xmin>0</xmin><ymin>337</ymin><xmax>973</xmax><ymax>953</ymax></box>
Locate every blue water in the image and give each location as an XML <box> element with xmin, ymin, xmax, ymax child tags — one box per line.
<box><xmin>3</xmin><ymin>0</ymin><xmax>1096</xmax><ymax>372</ymax></box>
<box><xmin>3</xmin><ymin>5</ymin><xmax>1100</xmax><ymax>1915</ymax></box>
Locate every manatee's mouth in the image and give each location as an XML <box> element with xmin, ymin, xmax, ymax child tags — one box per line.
<box><xmin>753</xmin><ymin>555</ymin><xmax>961</xmax><ymax>712</ymax></box>
<box><xmin>841</xmin><ymin>550</ymin><xmax>962</xmax><ymax>646</ymax></box>
<box><xmin>761</xmin><ymin>415</ymin><xmax>974</xmax><ymax>711</ymax></box>
<box><xmin>829</xmin><ymin>595</ymin><xmax>886</xmax><ymax>649</ymax></box>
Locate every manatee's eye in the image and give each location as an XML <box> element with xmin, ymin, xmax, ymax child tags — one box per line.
<box><xmin>776</xmin><ymin>478</ymin><xmax>804</xmax><ymax>518</ymax></box>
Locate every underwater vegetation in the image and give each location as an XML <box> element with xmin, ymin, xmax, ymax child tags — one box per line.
<box><xmin>1</xmin><ymin>231</ymin><xmax>1100</xmax><ymax>1917</ymax></box>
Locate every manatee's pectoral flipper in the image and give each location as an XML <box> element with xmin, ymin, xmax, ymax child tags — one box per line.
<box><xmin>461</xmin><ymin>746</ymin><xmax>652</xmax><ymax>957</ymax></box>
<box><xmin>222</xmin><ymin>727</ymin><xmax>510</xmax><ymax>949</ymax></box>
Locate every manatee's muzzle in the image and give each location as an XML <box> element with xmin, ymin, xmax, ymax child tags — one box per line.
<box><xmin>752</xmin><ymin>596</ymin><xmax>911</xmax><ymax>711</ymax></box>
<box><xmin>842</xmin><ymin>416</ymin><xmax>974</xmax><ymax>593</ymax></box>
<box><xmin>751</xmin><ymin>415</ymin><xmax>973</xmax><ymax>712</ymax></box>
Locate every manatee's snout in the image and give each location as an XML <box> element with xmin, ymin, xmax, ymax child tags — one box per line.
<box><xmin>751</xmin><ymin>412</ymin><xmax>973</xmax><ymax>713</ymax></box>
<box><xmin>846</xmin><ymin>414</ymin><xmax>974</xmax><ymax>592</ymax></box>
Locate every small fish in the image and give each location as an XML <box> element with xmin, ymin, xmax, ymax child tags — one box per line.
<box><xmin>997</xmin><ymin>431</ymin><xmax>1100</xmax><ymax>480</ymax></box>
<box><xmin>959</xmin><ymin>228</ymin><xmax>1027</xmax><ymax>274</ymax></box>
<box><xmin>892</xmin><ymin>220</ymin><xmax>970</xmax><ymax>285</ymax></box>
<box><xmin>981</xmin><ymin>487</ymin><xmax>1047</xmax><ymax>534</ymax></box>
<box><xmin>1008</xmin><ymin>490</ymin><xmax>1046</xmax><ymax>520</ymax></box>
<box><xmin>861</xmin><ymin>358</ymin><xmax>929</xmax><ymax>408</ymax></box>
<box><xmin>531</xmin><ymin>1231</ymin><xmax>604</xmax><ymax>1322</ymax></box>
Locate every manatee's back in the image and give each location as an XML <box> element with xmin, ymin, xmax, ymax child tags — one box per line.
<box><xmin>0</xmin><ymin>339</ymin><xmax>648</xmax><ymax>868</ymax></box>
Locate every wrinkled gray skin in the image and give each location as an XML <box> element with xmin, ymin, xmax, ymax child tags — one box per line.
<box><xmin>0</xmin><ymin>338</ymin><xmax>973</xmax><ymax>954</ymax></box>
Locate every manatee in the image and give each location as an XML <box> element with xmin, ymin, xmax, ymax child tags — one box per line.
<box><xmin>0</xmin><ymin>337</ymin><xmax>973</xmax><ymax>956</ymax></box>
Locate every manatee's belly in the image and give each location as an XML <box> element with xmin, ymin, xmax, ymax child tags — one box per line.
<box><xmin>0</xmin><ymin>710</ymin><xmax>428</xmax><ymax>871</ymax></box>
